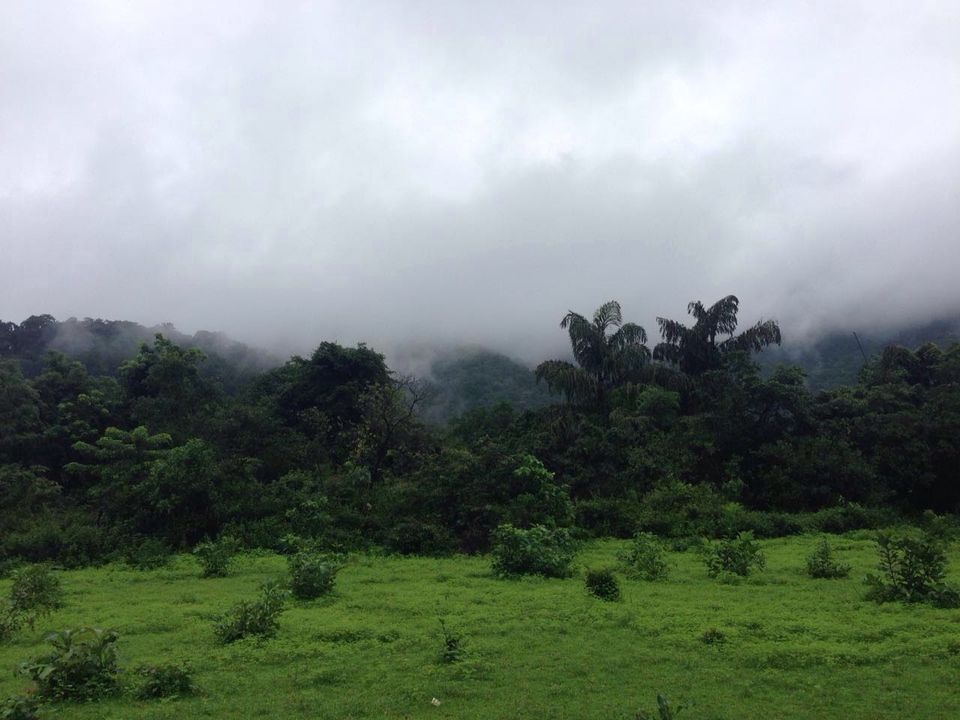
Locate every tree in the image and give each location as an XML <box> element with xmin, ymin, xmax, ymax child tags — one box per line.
<box><xmin>536</xmin><ymin>301</ymin><xmax>649</xmax><ymax>406</ymax></box>
<box><xmin>653</xmin><ymin>295</ymin><xmax>781</xmax><ymax>376</ymax></box>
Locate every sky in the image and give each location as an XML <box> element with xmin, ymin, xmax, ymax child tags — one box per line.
<box><xmin>2</xmin><ymin>1</ymin><xmax>958</xmax><ymax>364</ymax></box>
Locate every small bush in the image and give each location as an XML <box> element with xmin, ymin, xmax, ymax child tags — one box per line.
<box><xmin>214</xmin><ymin>581</ymin><xmax>288</xmax><ymax>643</ymax></box>
<box><xmin>0</xmin><ymin>695</ymin><xmax>39</xmax><ymax>720</ymax></box>
<box><xmin>0</xmin><ymin>611</ymin><xmax>22</xmax><ymax>643</ymax></box>
<box><xmin>9</xmin><ymin>564</ymin><xmax>63</xmax><ymax>617</ymax></box>
<box><xmin>705</xmin><ymin>532</ymin><xmax>765</xmax><ymax>578</ymax></box>
<box><xmin>584</xmin><ymin>568</ymin><xmax>621</xmax><ymax>601</ymax></box>
<box><xmin>490</xmin><ymin>524</ymin><xmax>577</xmax><ymax>578</ymax></box>
<box><xmin>193</xmin><ymin>536</ymin><xmax>240</xmax><ymax>578</ymax></box>
<box><xmin>805</xmin><ymin>539</ymin><xmax>851</xmax><ymax>579</ymax></box>
<box><xmin>865</xmin><ymin>532</ymin><xmax>959</xmax><ymax>607</ymax></box>
<box><xmin>635</xmin><ymin>693</ymin><xmax>686</xmax><ymax>720</ymax></box>
<box><xmin>700</xmin><ymin>627</ymin><xmax>726</xmax><ymax>645</ymax></box>
<box><xmin>135</xmin><ymin>662</ymin><xmax>195</xmax><ymax>699</ymax></box>
<box><xmin>437</xmin><ymin>618</ymin><xmax>466</xmax><ymax>664</ymax></box>
<box><xmin>287</xmin><ymin>552</ymin><xmax>341</xmax><ymax>600</ymax></box>
<box><xmin>123</xmin><ymin>538</ymin><xmax>171</xmax><ymax>570</ymax></box>
<box><xmin>618</xmin><ymin>532</ymin><xmax>669</xmax><ymax>580</ymax></box>
<box><xmin>19</xmin><ymin>627</ymin><xmax>120</xmax><ymax>701</ymax></box>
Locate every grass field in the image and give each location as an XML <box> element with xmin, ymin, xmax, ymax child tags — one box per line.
<box><xmin>2</xmin><ymin>533</ymin><xmax>959</xmax><ymax>719</ymax></box>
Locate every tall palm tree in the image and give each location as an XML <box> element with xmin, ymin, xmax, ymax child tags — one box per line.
<box><xmin>536</xmin><ymin>301</ymin><xmax>650</xmax><ymax>405</ymax></box>
<box><xmin>653</xmin><ymin>295</ymin><xmax>781</xmax><ymax>375</ymax></box>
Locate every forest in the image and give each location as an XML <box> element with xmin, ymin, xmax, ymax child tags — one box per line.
<box><xmin>2</xmin><ymin>295</ymin><xmax>958</xmax><ymax>566</ymax></box>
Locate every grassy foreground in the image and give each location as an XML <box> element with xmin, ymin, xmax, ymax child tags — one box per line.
<box><xmin>2</xmin><ymin>534</ymin><xmax>959</xmax><ymax>719</ymax></box>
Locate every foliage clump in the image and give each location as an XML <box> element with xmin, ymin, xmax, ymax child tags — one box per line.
<box><xmin>490</xmin><ymin>524</ymin><xmax>577</xmax><ymax>578</ymax></box>
<box><xmin>134</xmin><ymin>662</ymin><xmax>195</xmax><ymax>699</ymax></box>
<box><xmin>705</xmin><ymin>532</ymin><xmax>765</xmax><ymax>578</ymax></box>
<box><xmin>635</xmin><ymin>693</ymin><xmax>687</xmax><ymax>720</ymax></box>
<box><xmin>123</xmin><ymin>538</ymin><xmax>171</xmax><ymax>570</ymax></box>
<box><xmin>287</xmin><ymin>552</ymin><xmax>342</xmax><ymax>600</ymax></box>
<box><xmin>700</xmin><ymin>627</ymin><xmax>726</xmax><ymax>645</ymax></box>
<box><xmin>618</xmin><ymin>532</ymin><xmax>669</xmax><ymax>580</ymax></box>
<box><xmin>18</xmin><ymin>627</ymin><xmax>121</xmax><ymax>701</ymax></box>
<box><xmin>0</xmin><ymin>694</ymin><xmax>39</xmax><ymax>720</ymax></box>
<box><xmin>584</xmin><ymin>567</ymin><xmax>621</xmax><ymax>601</ymax></box>
<box><xmin>214</xmin><ymin>581</ymin><xmax>288</xmax><ymax>643</ymax></box>
<box><xmin>437</xmin><ymin>617</ymin><xmax>466</xmax><ymax>664</ymax></box>
<box><xmin>805</xmin><ymin>539</ymin><xmax>850</xmax><ymax>579</ymax></box>
<box><xmin>193</xmin><ymin>536</ymin><xmax>240</xmax><ymax>578</ymax></box>
<box><xmin>864</xmin><ymin>532</ymin><xmax>959</xmax><ymax>607</ymax></box>
<box><xmin>1</xmin><ymin>564</ymin><xmax>64</xmax><ymax>641</ymax></box>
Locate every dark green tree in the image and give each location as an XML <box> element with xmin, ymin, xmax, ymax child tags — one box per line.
<box><xmin>536</xmin><ymin>301</ymin><xmax>649</xmax><ymax>406</ymax></box>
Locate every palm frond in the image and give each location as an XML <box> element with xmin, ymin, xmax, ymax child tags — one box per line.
<box><xmin>592</xmin><ymin>300</ymin><xmax>623</xmax><ymax>333</ymax></box>
<box><xmin>610</xmin><ymin>322</ymin><xmax>648</xmax><ymax>349</ymax></box>
<box><xmin>720</xmin><ymin>318</ymin><xmax>781</xmax><ymax>353</ymax></box>
<box><xmin>534</xmin><ymin>360</ymin><xmax>598</xmax><ymax>404</ymax></box>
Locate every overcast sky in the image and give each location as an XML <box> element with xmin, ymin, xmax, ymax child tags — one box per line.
<box><xmin>2</xmin><ymin>1</ymin><xmax>958</xmax><ymax>363</ymax></box>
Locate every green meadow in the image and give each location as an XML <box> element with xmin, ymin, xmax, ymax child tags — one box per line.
<box><xmin>2</xmin><ymin>533</ymin><xmax>959</xmax><ymax>720</ymax></box>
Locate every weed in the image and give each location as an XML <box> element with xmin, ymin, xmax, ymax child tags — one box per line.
<box><xmin>437</xmin><ymin>617</ymin><xmax>466</xmax><ymax>663</ymax></box>
<box><xmin>705</xmin><ymin>532</ymin><xmax>765</xmax><ymax>578</ymax></box>
<box><xmin>618</xmin><ymin>533</ymin><xmax>669</xmax><ymax>580</ymax></box>
<box><xmin>18</xmin><ymin>627</ymin><xmax>120</xmax><ymax>701</ymax></box>
<box><xmin>700</xmin><ymin>627</ymin><xmax>726</xmax><ymax>645</ymax></box>
<box><xmin>636</xmin><ymin>693</ymin><xmax>686</xmax><ymax>719</ymax></box>
<box><xmin>287</xmin><ymin>552</ymin><xmax>341</xmax><ymax>600</ymax></box>
<box><xmin>194</xmin><ymin>536</ymin><xmax>240</xmax><ymax>578</ymax></box>
<box><xmin>805</xmin><ymin>539</ymin><xmax>851</xmax><ymax>579</ymax></box>
<box><xmin>864</xmin><ymin>532</ymin><xmax>959</xmax><ymax>607</ymax></box>
<box><xmin>134</xmin><ymin>661</ymin><xmax>195</xmax><ymax>699</ymax></box>
<box><xmin>0</xmin><ymin>695</ymin><xmax>39</xmax><ymax>720</ymax></box>
<box><xmin>213</xmin><ymin>581</ymin><xmax>288</xmax><ymax>643</ymax></box>
<box><xmin>490</xmin><ymin>524</ymin><xmax>577</xmax><ymax>578</ymax></box>
<box><xmin>584</xmin><ymin>567</ymin><xmax>621</xmax><ymax>601</ymax></box>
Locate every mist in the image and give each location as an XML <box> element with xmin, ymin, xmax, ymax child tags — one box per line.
<box><xmin>2</xmin><ymin>1</ymin><xmax>958</xmax><ymax>366</ymax></box>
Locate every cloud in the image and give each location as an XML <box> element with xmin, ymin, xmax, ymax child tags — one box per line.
<box><xmin>1</xmin><ymin>1</ymin><xmax>958</xmax><ymax>364</ymax></box>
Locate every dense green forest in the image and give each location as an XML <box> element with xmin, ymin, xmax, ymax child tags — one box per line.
<box><xmin>1</xmin><ymin>296</ymin><xmax>958</xmax><ymax>567</ymax></box>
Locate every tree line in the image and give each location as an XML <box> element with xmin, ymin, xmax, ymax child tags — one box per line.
<box><xmin>1</xmin><ymin>295</ymin><xmax>957</xmax><ymax>566</ymax></box>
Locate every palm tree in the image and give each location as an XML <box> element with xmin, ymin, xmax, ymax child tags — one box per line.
<box><xmin>653</xmin><ymin>295</ymin><xmax>781</xmax><ymax>375</ymax></box>
<box><xmin>536</xmin><ymin>301</ymin><xmax>650</xmax><ymax>405</ymax></box>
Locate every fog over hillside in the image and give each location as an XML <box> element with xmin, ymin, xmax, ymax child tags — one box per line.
<box><xmin>2</xmin><ymin>2</ymin><xmax>958</xmax><ymax>363</ymax></box>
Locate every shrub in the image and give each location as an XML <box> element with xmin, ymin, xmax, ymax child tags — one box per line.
<box><xmin>865</xmin><ymin>532</ymin><xmax>959</xmax><ymax>607</ymax></box>
<box><xmin>0</xmin><ymin>695</ymin><xmax>39</xmax><ymax>720</ymax></box>
<box><xmin>437</xmin><ymin>617</ymin><xmax>466</xmax><ymax>663</ymax></box>
<box><xmin>214</xmin><ymin>581</ymin><xmax>288</xmax><ymax>643</ymax></box>
<box><xmin>18</xmin><ymin>627</ymin><xmax>120</xmax><ymax>701</ymax></box>
<box><xmin>490</xmin><ymin>524</ymin><xmax>577</xmax><ymax>578</ymax></box>
<box><xmin>805</xmin><ymin>539</ymin><xmax>851</xmax><ymax>579</ymax></box>
<box><xmin>287</xmin><ymin>552</ymin><xmax>341</xmax><ymax>600</ymax></box>
<box><xmin>9</xmin><ymin>564</ymin><xmax>64</xmax><ymax>618</ymax></box>
<box><xmin>0</xmin><ymin>611</ymin><xmax>22</xmax><ymax>643</ymax></box>
<box><xmin>193</xmin><ymin>536</ymin><xmax>240</xmax><ymax>578</ymax></box>
<box><xmin>700</xmin><ymin>627</ymin><xmax>726</xmax><ymax>645</ymax></box>
<box><xmin>584</xmin><ymin>568</ymin><xmax>621</xmax><ymax>601</ymax></box>
<box><xmin>574</xmin><ymin>498</ymin><xmax>642</xmax><ymax>538</ymax></box>
<box><xmin>134</xmin><ymin>662</ymin><xmax>195</xmax><ymax>699</ymax></box>
<box><xmin>705</xmin><ymin>532</ymin><xmax>765</xmax><ymax>578</ymax></box>
<box><xmin>618</xmin><ymin>532</ymin><xmax>669</xmax><ymax>580</ymax></box>
<box><xmin>123</xmin><ymin>538</ymin><xmax>171</xmax><ymax>570</ymax></box>
<box><xmin>635</xmin><ymin>693</ymin><xmax>686</xmax><ymax>720</ymax></box>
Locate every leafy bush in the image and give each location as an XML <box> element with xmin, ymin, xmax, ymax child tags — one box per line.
<box><xmin>193</xmin><ymin>536</ymin><xmax>240</xmax><ymax>578</ymax></box>
<box><xmin>9</xmin><ymin>564</ymin><xmax>63</xmax><ymax>617</ymax></box>
<box><xmin>618</xmin><ymin>532</ymin><xmax>669</xmax><ymax>580</ymax></box>
<box><xmin>437</xmin><ymin>617</ymin><xmax>466</xmax><ymax>663</ymax></box>
<box><xmin>123</xmin><ymin>538</ymin><xmax>171</xmax><ymax>570</ymax></box>
<box><xmin>134</xmin><ymin>662</ymin><xmax>195</xmax><ymax>699</ymax></box>
<box><xmin>700</xmin><ymin>627</ymin><xmax>726</xmax><ymax>645</ymax></box>
<box><xmin>584</xmin><ymin>567</ymin><xmax>621</xmax><ymax>601</ymax></box>
<box><xmin>865</xmin><ymin>532</ymin><xmax>959</xmax><ymax>607</ymax></box>
<box><xmin>287</xmin><ymin>552</ymin><xmax>341</xmax><ymax>600</ymax></box>
<box><xmin>18</xmin><ymin>627</ymin><xmax>120</xmax><ymax>701</ymax></box>
<box><xmin>574</xmin><ymin>498</ymin><xmax>642</xmax><ymax>538</ymax></box>
<box><xmin>383</xmin><ymin>521</ymin><xmax>456</xmax><ymax>556</ymax></box>
<box><xmin>805</xmin><ymin>539</ymin><xmax>850</xmax><ymax>579</ymax></box>
<box><xmin>635</xmin><ymin>693</ymin><xmax>686</xmax><ymax>720</ymax></box>
<box><xmin>213</xmin><ymin>581</ymin><xmax>288</xmax><ymax>643</ymax></box>
<box><xmin>705</xmin><ymin>532</ymin><xmax>765</xmax><ymax>578</ymax></box>
<box><xmin>490</xmin><ymin>524</ymin><xmax>577</xmax><ymax>578</ymax></box>
<box><xmin>0</xmin><ymin>695</ymin><xmax>39</xmax><ymax>720</ymax></box>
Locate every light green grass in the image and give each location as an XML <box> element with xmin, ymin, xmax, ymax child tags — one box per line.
<box><xmin>2</xmin><ymin>534</ymin><xmax>959</xmax><ymax>719</ymax></box>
